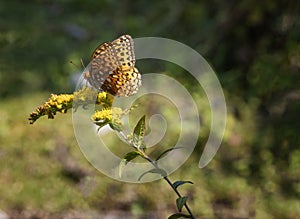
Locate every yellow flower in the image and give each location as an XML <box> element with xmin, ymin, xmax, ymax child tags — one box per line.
<box><xmin>28</xmin><ymin>93</ymin><xmax>74</xmax><ymax>124</ymax></box>
<box><xmin>91</xmin><ymin>107</ymin><xmax>123</xmax><ymax>131</ymax></box>
<box><xmin>97</xmin><ymin>92</ymin><xmax>114</xmax><ymax>108</ymax></box>
<box><xmin>29</xmin><ymin>87</ymin><xmax>115</xmax><ymax>124</ymax></box>
<box><xmin>73</xmin><ymin>87</ymin><xmax>114</xmax><ymax>110</ymax></box>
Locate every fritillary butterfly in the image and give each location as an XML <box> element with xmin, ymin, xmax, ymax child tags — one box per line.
<box><xmin>84</xmin><ymin>35</ymin><xmax>141</xmax><ymax>97</ymax></box>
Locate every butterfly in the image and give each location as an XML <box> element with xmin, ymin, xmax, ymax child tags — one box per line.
<box><xmin>83</xmin><ymin>35</ymin><xmax>141</xmax><ymax>97</ymax></box>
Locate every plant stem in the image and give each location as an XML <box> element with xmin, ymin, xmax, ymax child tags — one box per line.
<box><xmin>163</xmin><ymin>176</ymin><xmax>195</xmax><ymax>219</ymax></box>
<box><xmin>141</xmin><ymin>151</ymin><xmax>195</xmax><ymax>219</ymax></box>
<box><xmin>119</xmin><ymin>131</ymin><xmax>195</xmax><ymax>218</ymax></box>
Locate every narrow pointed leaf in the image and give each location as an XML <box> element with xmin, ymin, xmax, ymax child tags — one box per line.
<box><xmin>123</xmin><ymin>150</ymin><xmax>143</xmax><ymax>162</ymax></box>
<box><xmin>155</xmin><ymin>147</ymin><xmax>184</xmax><ymax>162</ymax></box>
<box><xmin>133</xmin><ymin>115</ymin><xmax>146</xmax><ymax>148</ymax></box>
<box><xmin>173</xmin><ymin>181</ymin><xmax>194</xmax><ymax>189</ymax></box>
<box><xmin>176</xmin><ymin>196</ymin><xmax>188</xmax><ymax>212</ymax></box>
<box><xmin>94</xmin><ymin>120</ymin><xmax>109</xmax><ymax>129</ymax></box>
<box><xmin>133</xmin><ymin>115</ymin><xmax>146</xmax><ymax>136</ymax></box>
<box><xmin>119</xmin><ymin>151</ymin><xmax>143</xmax><ymax>178</ymax></box>
<box><xmin>168</xmin><ymin>212</ymin><xmax>192</xmax><ymax>219</ymax></box>
<box><xmin>138</xmin><ymin>168</ymin><xmax>167</xmax><ymax>181</ymax></box>
<box><xmin>109</xmin><ymin>120</ymin><xmax>123</xmax><ymax>132</ymax></box>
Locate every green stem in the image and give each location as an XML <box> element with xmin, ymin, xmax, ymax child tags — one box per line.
<box><xmin>163</xmin><ymin>176</ymin><xmax>195</xmax><ymax>219</ymax></box>
<box><xmin>140</xmin><ymin>150</ymin><xmax>195</xmax><ymax>219</ymax></box>
<box><xmin>119</xmin><ymin>131</ymin><xmax>195</xmax><ymax>218</ymax></box>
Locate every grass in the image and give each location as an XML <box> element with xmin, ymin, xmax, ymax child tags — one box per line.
<box><xmin>0</xmin><ymin>92</ymin><xmax>299</xmax><ymax>218</ymax></box>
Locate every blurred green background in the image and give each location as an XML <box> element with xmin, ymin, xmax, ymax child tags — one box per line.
<box><xmin>1</xmin><ymin>0</ymin><xmax>300</xmax><ymax>218</ymax></box>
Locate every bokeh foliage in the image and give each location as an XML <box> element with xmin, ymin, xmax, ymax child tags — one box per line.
<box><xmin>1</xmin><ymin>0</ymin><xmax>299</xmax><ymax>218</ymax></box>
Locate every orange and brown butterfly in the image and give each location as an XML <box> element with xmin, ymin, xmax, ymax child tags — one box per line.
<box><xmin>83</xmin><ymin>35</ymin><xmax>141</xmax><ymax>97</ymax></box>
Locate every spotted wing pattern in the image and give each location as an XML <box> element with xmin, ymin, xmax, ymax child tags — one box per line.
<box><xmin>84</xmin><ymin>35</ymin><xmax>141</xmax><ymax>97</ymax></box>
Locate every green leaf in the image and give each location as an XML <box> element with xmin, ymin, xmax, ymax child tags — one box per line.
<box><xmin>173</xmin><ymin>181</ymin><xmax>194</xmax><ymax>189</ymax></box>
<box><xmin>124</xmin><ymin>150</ymin><xmax>143</xmax><ymax>162</ymax></box>
<box><xmin>168</xmin><ymin>212</ymin><xmax>192</xmax><ymax>219</ymax></box>
<box><xmin>176</xmin><ymin>196</ymin><xmax>188</xmax><ymax>212</ymax></box>
<box><xmin>133</xmin><ymin>115</ymin><xmax>146</xmax><ymax>148</ymax></box>
<box><xmin>109</xmin><ymin>119</ymin><xmax>123</xmax><ymax>132</ymax></box>
<box><xmin>94</xmin><ymin>120</ymin><xmax>110</xmax><ymax>129</ymax></box>
<box><xmin>155</xmin><ymin>147</ymin><xmax>184</xmax><ymax>162</ymax></box>
<box><xmin>138</xmin><ymin>168</ymin><xmax>167</xmax><ymax>181</ymax></box>
<box><xmin>119</xmin><ymin>151</ymin><xmax>143</xmax><ymax>178</ymax></box>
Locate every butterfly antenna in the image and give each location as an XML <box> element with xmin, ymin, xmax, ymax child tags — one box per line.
<box><xmin>70</xmin><ymin>59</ymin><xmax>86</xmax><ymax>70</ymax></box>
<box><xmin>80</xmin><ymin>58</ymin><xmax>86</xmax><ymax>68</ymax></box>
<box><xmin>69</xmin><ymin>60</ymin><xmax>81</xmax><ymax>70</ymax></box>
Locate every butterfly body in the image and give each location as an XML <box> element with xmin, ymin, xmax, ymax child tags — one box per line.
<box><xmin>84</xmin><ymin>35</ymin><xmax>141</xmax><ymax>97</ymax></box>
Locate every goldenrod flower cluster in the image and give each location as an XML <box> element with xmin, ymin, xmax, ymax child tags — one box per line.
<box><xmin>28</xmin><ymin>94</ymin><xmax>73</xmax><ymax>124</ymax></box>
<box><xmin>29</xmin><ymin>87</ymin><xmax>114</xmax><ymax>124</ymax></box>
<box><xmin>95</xmin><ymin>91</ymin><xmax>114</xmax><ymax>108</ymax></box>
<box><xmin>72</xmin><ymin>87</ymin><xmax>114</xmax><ymax>110</ymax></box>
<box><xmin>91</xmin><ymin>107</ymin><xmax>123</xmax><ymax>131</ymax></box>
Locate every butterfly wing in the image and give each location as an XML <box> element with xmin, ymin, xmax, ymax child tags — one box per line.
<box><xmin>115</xmin><ymin>67</ymin><xmax>141</xmax><ymax>96</ymax></box>
<box><xmin>111</xmin><ymin>35</ymin><xmax>136</xmax><ymax>68</ymax></box>
<box><xmin>109</xmin><ymin>35</ymin><xmax>141</xmax><ymax>96</ymax></box>
<box><xmin>85</xmin><ymin>35</ymin><xmax>141</xmax><ymax>96</ymax></box>
<box><xmin>86</xmin><ymin>42</ymin><xmax>117</xmax><ymax>90</ymax></box>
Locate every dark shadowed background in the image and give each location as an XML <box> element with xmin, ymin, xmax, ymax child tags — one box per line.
<box><xmin>0</xmin><ymin>0</ymin><xmax>299</xmax><ymax>218</ymax></box>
